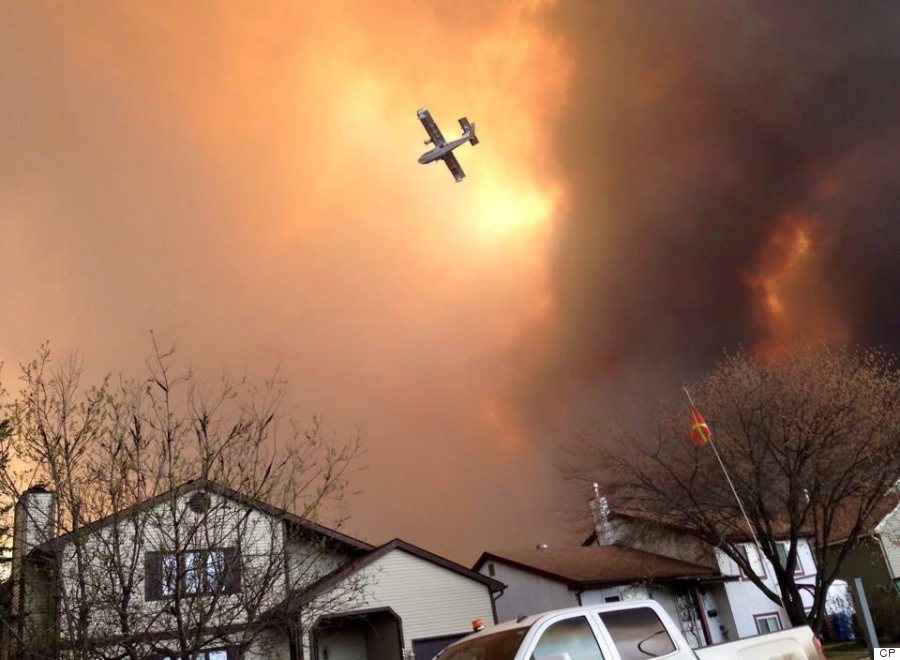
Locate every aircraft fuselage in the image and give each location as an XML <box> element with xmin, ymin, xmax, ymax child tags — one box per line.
<box><xmin>418</xmin><ymin>136</ymin><xmax>472</xmax><ymax>164</ymax></box>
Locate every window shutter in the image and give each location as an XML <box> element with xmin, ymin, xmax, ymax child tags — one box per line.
<box><xmin>227</xmin><ymin>647</ymin><xmax>242</xmax><ymax>660</ymax></box>
<box><xmin>224</xmin><ymin>547</ymin><xmax>242</xmax><ymax>594</ymax></box>
<box><xmin>145</xmin><ymin>551</ymin><xmax>162</xmax><ymax>601</ymax></box>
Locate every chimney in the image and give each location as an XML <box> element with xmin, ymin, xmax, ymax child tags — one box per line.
<box><xmin>588</xmin><ymin>483</ymin><xmax>616</xmax><ymax>546</ymax></box>
<box><xmin>11</xmin><ymin>485</ymin><xmax>56</xmax><ymax>620</ymax></box>
<box><xmin>14</xmin><ymin>484</ymin><xmax>56</xmax><ymax>554</ymax></box>
<box><xmin>9</xmin><ymin>484</ymin><xmax>57</xmax><ymax>656</ymax></box>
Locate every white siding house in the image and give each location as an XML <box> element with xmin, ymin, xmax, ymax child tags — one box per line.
<box><xmin>874</xmin><ymin>501</ymin><xmax>900</xmax><ymax>583</ymax></box>
<box><xmin>827</xmin><ymin>495</ymin><xmax>900</xmax><ymax>608</ymax></box>
<box><xmin>361</xmin><ymin>547</ymin><xmax>496</xmax><ymax>643</ymax></box>
<box><xmin>309</xmin><ymin>541</ymin><xmax>499</xmax><ymax>660</ymax></box>
<box><xmin>50</xmin><ymin>490</ymin><xmax>293</xmax><ymax>646</ymax></box>
<box><xmin>586</xmin><ymin>493</ymin><xmax>823</xmax><ymax>641</ymax></box>
<box><xmin>481</xmin><ymin>559</ymin><xmax>578</xmax><ymax>621</ymax></box>
<box><xmin>714</xmin><ymin>540</ymin><xmax>817</xmax><ymax>637</ymax></box>
<box><xmin>473</xmin><ymin>546</ymin><xmax>728</xmax><ymax>649</ymax></box>
<box><xmin>5</xmin><ymin>482</ymin><xmax>502</xmax><ymax>660</ymax></box>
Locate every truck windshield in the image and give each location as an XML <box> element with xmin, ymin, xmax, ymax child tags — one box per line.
<box><xmin>439</xmin><ymin>627</ymin><xmax>529</xmax><ymax>660</ymax></box>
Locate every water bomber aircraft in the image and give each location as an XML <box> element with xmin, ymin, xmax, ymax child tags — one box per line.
<box><xmin>417</xmin><ymin>108</ymin><xmax>479</xmax><ymax>182</ymax></box>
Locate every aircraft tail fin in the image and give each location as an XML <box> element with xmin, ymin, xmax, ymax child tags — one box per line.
<box><xmin>459</xmin><ymin>117</ymin><xmax>479</xmax><ymax>146</ymax></box>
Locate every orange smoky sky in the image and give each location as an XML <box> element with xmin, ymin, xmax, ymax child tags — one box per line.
<box><xmin>1</xmin><ymin>1</ymin><xmax>574</xmax><ymax>561</ymax></box>
<box><xmin>2</xmin><ymin>2</ymin><xmax>899</xmax><ymax>562</ymax></box>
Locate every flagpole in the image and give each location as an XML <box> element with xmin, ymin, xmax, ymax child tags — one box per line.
<box><xmin>683</xmin><ymin>388</ymin><xmax>786</xmax><ymax>610</ymax></box>
<box><xmin>682</xmin><ymin>387</ymin><xmax>769</xmax><ymax>573</ymax></box>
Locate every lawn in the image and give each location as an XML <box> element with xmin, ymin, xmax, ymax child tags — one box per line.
<box><xmin>823</xmin><ymin>641</ymin><xmax>875</xmax><ymax>660</ymax></box>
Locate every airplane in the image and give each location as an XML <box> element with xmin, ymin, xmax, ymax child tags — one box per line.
<box><xmin>417</xmin><ymin>108</ymin><xmax>479</xmax><ymax>182</ymax></box>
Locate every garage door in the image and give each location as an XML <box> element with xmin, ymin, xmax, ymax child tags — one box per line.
<box><xmin>413</xmin><ymin>633</ymin><xmax>466</xmax><ymax>660</ymax></box>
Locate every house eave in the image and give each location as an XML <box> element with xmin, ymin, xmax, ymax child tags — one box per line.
<box><xmin>28</xmin><ymin>478</ymin><xmax>373</xmax><ymax>558</ymax></box>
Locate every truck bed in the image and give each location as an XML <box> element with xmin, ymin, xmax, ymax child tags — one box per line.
<box><xmin>695</xmin><ymin>626</ymin><xmax>823</xmax><ymax>660</ymax></box>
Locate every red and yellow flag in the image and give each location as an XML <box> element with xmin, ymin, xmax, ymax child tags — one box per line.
<box><xmin>689</xmin><ymin>404</ymin><xmax>712</xmax><ymax>447</ymax></box>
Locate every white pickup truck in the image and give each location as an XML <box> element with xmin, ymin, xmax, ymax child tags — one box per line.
<box><xmin>438</xmin><ymin>601</ymin><xmax>826</xmax><ymax>660</ymax></box>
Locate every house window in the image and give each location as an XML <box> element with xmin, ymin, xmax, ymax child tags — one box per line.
<box><xmin>194</xmin><ymin>650</ymin><xmax>229</xmax><ymax>660</ymax></box>
<box><xmin>185</xmin><ymin>549</ymin><xmax>228</xmax><ymax>594</ymax></box>
<box><xmin>604</xmin><ymin>596</ymin><xmax>621</xmax><ymax>603</ymax></box>
<box><xmin>776</xmin><ymin>543</ymin><xmax>804</xmax><ymax>576</ymax></box>
<box><xmin>162</xmin><ymin>554</ymin><xmax>178</xmax><ymax>597</ymax></box>
<box><xmin>754</xmin><ymin>613</ymin><xmax>782</xmax><ymax>634</ymax></box>
<box><xmin>488</xmin><ymin>562</ymin><xmax>495</xmax><ymax>577</ymax></box>
<box><xmin>146</xmin><ymin>548</ymin><xmax>241</xmax><ymax>600</ymax></box>
<box><xmin>737</xmin><ymin>544</ymin><xmax>766</xmax><ymax>579</ymax></box>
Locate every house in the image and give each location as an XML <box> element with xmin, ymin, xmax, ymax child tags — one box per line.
<box><xmin>584</xmin><ymin>492</ymin><xmax>820</xmax><ymax>640</ymax></box>
<box><xmin>473</xmin><ymin>545</ymin><xmax>731</xmax><ymax>649</ymax></box>
<box><xmin>298</xmin><ymin>538</ymin><xmax>502</xmax><ymax>660</ymax></box>
<box><xmin>5</xmin><ymin>481</ymin><xmax>502</xmax><ymax>660</ymax></box>
<box><xmin>711</xmin><ymin>537</ymin><xmax>818</xmax><ymax>638</ymax></box>
<box><xmin>827</xmin><ymin>495</ymin><xmax>900</xmax><ymax>599</ymax></box>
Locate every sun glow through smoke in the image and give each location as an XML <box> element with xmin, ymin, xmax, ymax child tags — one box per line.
<box><xmin>14</xmin><ymin>0</ymin><xmax>574</xmax><ymax>542</ymax></box>
<box><xmin>4</xmin><ymin>0</ymin><xmax>899</xmax><ymax>562</ymax></box>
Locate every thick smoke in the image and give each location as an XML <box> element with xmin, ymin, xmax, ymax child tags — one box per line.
<box><xmin>2</xmin><ymin>2</ymin><xmax>898</xmax><ymax>561</ymax></box>
<box><xmin>513</xmin><ymin>2</ymin><xmax>900</xmax><ymax>432</ymax></box>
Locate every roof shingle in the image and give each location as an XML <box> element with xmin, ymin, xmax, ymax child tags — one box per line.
<box><xmin>476</xmin><ymin>545</ymin><xmax>719</xmax><ymax>588</ymax></box>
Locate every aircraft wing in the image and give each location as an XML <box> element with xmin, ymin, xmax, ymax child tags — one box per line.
<box><xmin>418</xmin><ymin>109</ymin><xmax>446</xmax><ymax>147</ymax></box>
<box><xmin>443</xmin><ymin>152</ymin><xmax>465</xmax><ymax>182</ymax></box>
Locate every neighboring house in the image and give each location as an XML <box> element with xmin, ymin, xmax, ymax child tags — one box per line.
<box><xmin>828</xmin><ymin>496</ymin><xmax>900</xmax><ymax>598</ymax></box>
<box><xmin>585</xmin><ymin>493</ymin><xmax>820</xmax><ymax>640</ymax></box>
<box><xmin>473</xmin><ymin>545</ymin><xmax>731</xmax><ymax>649</ymax></box>
<box><xmin>712</xmin><ymin>539</ymin><xmax>817</xmax><ymax>638</ymax></box>
<box><xmin>300</xmin><ymin>539</ymin><xmax>501</xmax><ymax>660</ymax></box>
<box><xmin>5</xmin><ymin>482</ymin><xmax>502</xmax><ymax>660</ymax></box>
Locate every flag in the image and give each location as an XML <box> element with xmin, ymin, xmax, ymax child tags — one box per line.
<box><xmin>689</xmin><ymin>404</ymin><xmax>711</xmax><ymax>446</ymax></box>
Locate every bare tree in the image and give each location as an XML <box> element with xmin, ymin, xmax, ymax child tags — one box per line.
<box><xmin>1</xmin><ymin>341</ymin><xmax>366</xmax><ymax>659</ymax></box>
<box><xmin>567</xmin><ymin>347</ymin><xmax>900</xmax><ymax>632</ymax></box>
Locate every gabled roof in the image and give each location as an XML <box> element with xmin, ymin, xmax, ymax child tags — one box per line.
<box><xmin>33</xmin><ymin>479</ymin><xmax>373</xmax><ymax>556</ymax></box>
<box><xmin>582</xmin><ymin>509</ymin><xmax>701</xmax><ymax>547</ymax></box>
<box><xmin>828</xmin><ymin>494</ymin><xmax>900</xmax><ymax>545</ymax></box>
<box><xmin>583</xmin><ymin>508</ymin><xmax>812</xmax><ymax>546</ymax></box>
<box><xmin>588</xmin><ymin>492</ymin><xmax>900</xmax><ymax>549</ymax></box>
<box><xmin>293</xmin><ymin>537</ymin><xmax>505</xmax><ymax>605</ymax></box>
<box><xmin>474</xmin><ymin>545</ymin><xmax>721</xmax><ymax>589</ymax></box>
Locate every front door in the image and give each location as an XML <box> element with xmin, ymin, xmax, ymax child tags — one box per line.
<box><xmin>317</xmin><ymin>620</ymin><xmax>367</xmax><ymax>660</ymax></box>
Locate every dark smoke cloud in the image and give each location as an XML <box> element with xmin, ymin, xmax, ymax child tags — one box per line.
<box><xmin>514</xmin><ymin>1</ymin><xmax>900</xmax><ymax>432</ymax></box>
<box><xmin>2</xmin><ymin>1</ymin><xmax>898</xmax><ymax>562</ymax></box>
